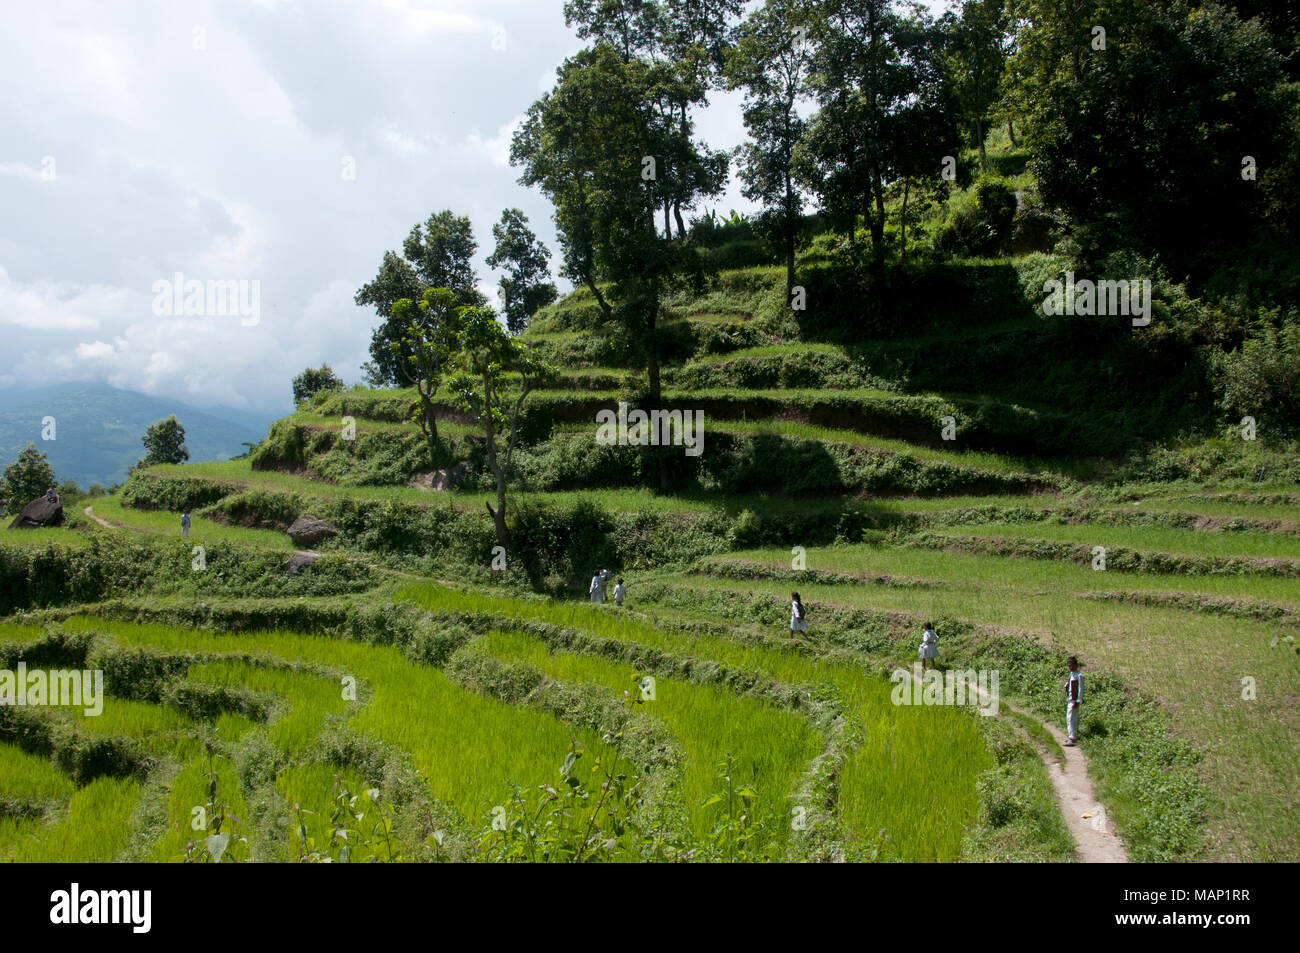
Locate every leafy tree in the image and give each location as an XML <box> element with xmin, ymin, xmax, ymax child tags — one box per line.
<box><xmin>800</xmin><ymin>0</ymin><xmax>956</xmax><ymax>269</ymax></box>
<box><xmin>888</xmin><ymin>104</ymin><xmax>961</xmax><ymax>262</ymax></box>
<box><xmin>141</xmin><ymin>416</ymin><xmax>190</xmax><ymax>467</ymax></box>
<box><xmin>1</xmin><ymin>443</ymin><xmax>55</xmax><ymax>515</ymax></box>
<box><xmin>513</xmin><ymin>44</ymin><xmax>726</xmax><ymax>406</ymax></box>
<box><xmin>487</xmin><ymin>209</ymin><xmax>558</xmax><ymax>335</ymax></box>
<box><xmin>446</xmin><ymin>307</ymin><xmax>555</xmax><ymax>549</ymax></box>
<box><xmin>942</xmin><ymin>0</ymin><xmax>1012</xmax><ymax>170</ymax></box>
<box><xmin>292</xmin><ymin>364</ymin><xmax>344</xmax><ymax>404</ymax></box>
<box><xmin>389</xmin><ymin>289</ymin><xmax>465</xmax><ymax>458</ymax></box>
<box><xmin>725</xmin><ymin>0</ymin><xmax>814</xmax><ymax>297</ymax></box>
<box><xmin>1008</xmin><ymin>0</ymin><xmax>1298</xmax><ymax>291</ymax></box>
<box><xmin>356</xmin><ymin>211</ymin><xmax>485</xmax><ymax>385</ymax></box>
<box><xmin>1214</xmin><ymin>315</ymin><xmax>1300</xmax><ymax>430</ymax></box>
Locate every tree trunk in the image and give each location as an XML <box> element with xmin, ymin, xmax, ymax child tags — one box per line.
<box><xmin>486</xmin><ymin>492</ymin><xmax>509</xmax><ymax>549</ymax></box>
<box><xmin>673</xmin><ymin>201</ymin><xmax>687</xmax><ymax>239</ymax></box>
<box><xmin>786</xmin><ymin>233</ymin><xmax>796</xmax><ymax>300</ymax></box>
<box><xmin>785</xmin><ymin>179</ymin><xmax>796</xmax><ymax>298</ymax></box>
<box><xmin>417</xmin><ymin>387</ymin><xmax>439</xmax><ymax>448</ymax></box>
<box><xmin>899</xmin><ymin>178</ymin><xmax>910</xmax><ymax>264</ymax></box>
<box><xmin>1007</xmin><ymin>119</ymin><xmax>1016</xmax><ymax>146</ymax></box>
<box><xmin>584</xmin><ymin>274</ymin><xmax>614</xmax><ymax>322</ymax></box>
<box><xmin>481</xmin><ymin>377</ymin><xmax>510</xmax><ymax>549</ymax></box>
<box><xmin>976</xmin><ymin>117</ymin><xmax>987</xmax><ymax>170</ymax></box>
<box><xmin>870</xmin><ymin>185</ymin><xmax>886</xmax><ymax>271</ymax></box>
<box><xmin>664</xmin><ymin>201</ymin><xmax>672</xmax><ymax>240</ymax></box>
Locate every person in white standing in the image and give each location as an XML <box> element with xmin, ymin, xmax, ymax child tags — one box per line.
<box><xmin>919</xmin><ymin>621</ymin><xmax>939</xmax><ymax>670</ymax></box>
<box><xmin>612</xmin><ymin>577</ymin><xmax>626</xmax><ymax>607</ymax></box>
<box><xmin>1064</xmin><ymin>656</ymin><xmax>1083</xmax><ymax>746</ymax></box>
<box><xmin>589</xmin><ymin>568</ymin><xmax>605</xmax><ymax>604</ymax></box>
<box><xmin>789</xmin><ymin>592</ymin><xmax>808</xmax><ymax>637</ymax></box>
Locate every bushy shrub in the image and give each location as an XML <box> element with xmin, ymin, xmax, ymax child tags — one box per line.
<box><xmin>1213</xmin><ymin>316</ymin><xmax>1300</xmax><ymax>433</ymax></box>
<box><xmin>937</xmin><ymin>181</ymin><xmax>1018</xmax><ymax>257</ymax></box>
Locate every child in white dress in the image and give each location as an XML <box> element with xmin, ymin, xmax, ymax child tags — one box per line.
<box><xmin>919</xmin><ymin>621</ymin><xmax>939</xmax><ymax>670</ymax></box>
<box><xmin>613</xmin><ymin>578</ymin><xmax>626</xmax><ymax>607</ymax></box>
<box><xmin>790</xmin><ymin>592</ymin><xmax>808</xmax><ymax>636</ymax></box>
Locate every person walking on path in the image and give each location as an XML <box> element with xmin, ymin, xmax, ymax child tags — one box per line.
<box><xmin>919</xmin><ymin>621</ymin><xmax>939</xmax><ymax>670</ymax></box>
<box><xmin>612</xmin><ymin>577</ymin><xmax>626</xmax><ymax>607</ymax></box>
<box><xmin>1064</xmin><ymin>656</ymin><xmax>1084</xmax><ymax>746</ymax></box>
<box><xmin>180</xmin><ymin>512</ymin><xmax>191</xmax><ymax>538</ymax></box>
<box><xmin>789</xmin><ymin>592</ymin><xmax>808</xmax><ymax>637</ymax></box>
<box><xmin>589</xmin><ymin>568</ymin><xmax>605</xmax><ymax>604</ymax></box>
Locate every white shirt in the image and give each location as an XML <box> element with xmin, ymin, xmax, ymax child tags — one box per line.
<box><xmin>1066</xmin><ymin>671</ymin><xmax>1083</xmax><ymax>704</ymax></box>
<box><xmin>613</xmin><ymin>584</ymin><xmax>626</xmax><ymax>604</ymax></box>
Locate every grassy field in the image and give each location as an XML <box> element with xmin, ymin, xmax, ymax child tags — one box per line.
<box><xmin>89</xmin><ymin>496</ymin><xmax>297</xmax><ymax>550</ymax></box>
<box><xmin>686</xmin><ymin>542</ymin><xmax>1300</xmax><ymax>861</ymax></box>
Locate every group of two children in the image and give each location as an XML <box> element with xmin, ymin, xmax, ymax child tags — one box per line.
<box><xmin>588</xmin><ymin>567</ymin><xmax>626</xmax><ymax>606</ymax></box>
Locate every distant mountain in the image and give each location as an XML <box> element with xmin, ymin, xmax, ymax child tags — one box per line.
<box><xmin>0</xmin><ymin>383</ymin><xmax>278</xmax><ymax>489</ymax></box>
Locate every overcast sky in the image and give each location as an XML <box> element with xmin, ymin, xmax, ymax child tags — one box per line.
<box><xmin>0</xmin><ymin>0</ymin><xmax>950</xmax><ymax>415</ymax></box>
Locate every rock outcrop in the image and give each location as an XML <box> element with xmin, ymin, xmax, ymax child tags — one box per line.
<box><xmin>284</xmin><ymin>552</ymin><xmax>320</xmax><ymax>575</ymax></box>
<box><xmin>286</xmin><ymin>515</ymin><xmax>337</xmax><ymax>548</ymax></box>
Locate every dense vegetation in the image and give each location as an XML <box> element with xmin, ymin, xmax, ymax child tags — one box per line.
<box><xmin>2</xmin><ymin>0</ymin><xmax>1297</xmax><ymax>864</ymax></box>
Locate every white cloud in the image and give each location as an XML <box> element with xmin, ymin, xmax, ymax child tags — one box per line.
<box><xmin>0</xmin><ymin>0</ymin><xmax>762</xmax><ymax>413</ymax></box>
<box><xmin>75</xmin><ymin>340</ymin><xmax>116</xmax><ymax>360</ymax></box>
<box><xmin>463</xmin><ymin>115</ymin><xmax>523</xmax><ymax>168</ymax></box>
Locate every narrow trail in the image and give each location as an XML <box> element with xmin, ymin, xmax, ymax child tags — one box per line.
<box><xmin>83</xmin><ymin>505</ymin><xmax>115</xmax><ymax>529</ymax></box>
<box><xmin>84</xmin><ymin>505</ymin><xmax>321</xmax><ymax>560</ymax></box>
<box><xmin>900</xmin><ymin>665</ymin><xmax>1128</xmax><ymax>863</ymax></box>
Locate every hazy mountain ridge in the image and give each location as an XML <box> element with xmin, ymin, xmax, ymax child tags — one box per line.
<box><xmin>0</xmin><ymin>382</ymin><xmax>277</xmax><ymax>488</ymax></box>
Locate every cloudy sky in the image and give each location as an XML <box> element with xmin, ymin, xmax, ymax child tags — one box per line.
<box><xmin>0</xmin><ymin>0</ymin><xmax>948</xmax><ymax>415</ymax></box>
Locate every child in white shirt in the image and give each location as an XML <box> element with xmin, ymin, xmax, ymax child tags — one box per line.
<box><xmin>919</xmin><ymin>622</ymin><xmax>939</xmax><ymax>670</ymax></box>
<box><xmin>790</xmin><ymin>592</ymin><xmax>808</xmax><ymax>636</ymax></box>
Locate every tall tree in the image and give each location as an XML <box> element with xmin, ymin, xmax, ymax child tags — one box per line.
<box><xmin>943</xmin><ymin>0</ymin><xmax>1012</xmax><ymax>170</ymax></box>
<box><xmin>446</xmin><ymin>307</ymin><xmax>554</xmax><ymax>549</ymax></box>
<box><xmin>1007</xmin><ymin>0</ymin><xmax>1298</xmax><ymax>288</ymax></box>
<box><xmin>141</xmin><ymin>416</ymin><xmax>190</xmax><ymax>467</ymax></box>
<box><xmin>1</xmin><ymin>443</ymin><xmax>55</xmax><ymax>515</ymax></box>
<box><xmin>487</xmin><ymin>209</ymin><xmax>558</xmax><ymax>335</ymax></box>
<box><xmin>292</xmin><ymin>364</ymin><xmax>344</xmax><ymax>405</ymax></box>
<box><xmin>726</xmin><ymin>0</ymin><xmax>814</xmax><ymax>297</ymax></box>
<box><xmin>512</xmin><ymin>44</ymin><xmax>726</xmax><ymax>405</ymax></box>
<box><xmin>563</xmin><ymin>1</ymin><xmax>739</xmax><ymax>240</ymax></box>
<box><xmin>801</xmin><ymin>0</ymin><xmax>956</xmax><ymax>269</ymax></box>
<box><xmin>388</xmin><ymin>288</ymin><xmax>465</xmax><ymax>456</ymax></box>
<box><xmin>356</xmin><ymin>210</ymin><xmax>484</xmax><ymax>385</ymax></box>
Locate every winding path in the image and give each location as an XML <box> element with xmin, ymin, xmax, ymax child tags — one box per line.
<box><xmin>900</xmin><ymin>665</ymin><xmax>1129</xmax><ymax>863</ymax></box>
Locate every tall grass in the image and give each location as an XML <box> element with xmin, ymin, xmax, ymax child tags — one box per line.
<box><xmin>91</xmin><ymin>496</ymin><xmax>295</xmax><ymax>550</ymax></box>
<box><xmin>935</xmin><ymin>521</ymin><xmax>1300</xmax><ymax>560</ymax></box>
<box><xmin>187</xmin><ymin>661</ymin><xmax>349</xmax><ymax>754</ymax></box>
<box><xmin>0</xmin><ymin>776</ymin><xmax>142</xmax><ymax>862</ymax></box>
<box><xmin>149</xmin><ymin>752</ymin><xmax>252</xmax><ymax>862</ymax></box>
<box><xmin>0</xmin><ymin>742</ymin><xmax>76</xmax><ymax>802</ymax></box>
<box><xmin>396</xmin><ymin>582</ymin><xmax>987</xmax><ymax>858</ymax></box>
<box><xmin>480</xmin><ymin>629</ymin><xmax>821</xmax><ymax>842</ymax></box>
<box><xmin>59</xmin><ymin>616</ymin><xmax>618</xmax><ymax>830</ymax></box>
